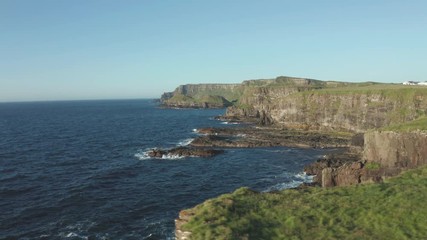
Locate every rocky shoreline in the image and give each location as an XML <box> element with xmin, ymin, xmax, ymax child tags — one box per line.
<box><xmin>163</xmin><ymin>77</ymin><xmax>427</xmax><ymax>239</ymax></box>
<box><xmin>174</xmin><ymin>119</ymin><xmax>427</xmax><ymax>239</ymax></box>
<box><xmin>192</xmin><ymin>126</ymin><xmax>351</xmax><ymax>148</ymax></box>
<box><xmin>173</xmin><ymin>119</ymin><xmax>360</xmax><ymax>239</ymax></box>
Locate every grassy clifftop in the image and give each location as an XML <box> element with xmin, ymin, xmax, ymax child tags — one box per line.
<box><xmin>180</xmin><ymin>166</ymin><xmax>427</xmax><ymax>240</ymax></box>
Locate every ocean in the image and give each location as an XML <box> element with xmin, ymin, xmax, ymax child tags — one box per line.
<box><xmin>0</xmin><ymin>99</ymin><xmax>336</xmax><ymax>239</ymax></box>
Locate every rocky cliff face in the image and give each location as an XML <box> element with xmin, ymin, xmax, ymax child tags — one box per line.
<box><xmin>162</xmin><ymin>77</ymin><xmax>427</xmax><ymax>130</ymax></box>
<box><xmin>228</xmin><ymin>85</ymin><xmax>427</xmax><ymax>132</ymax></box>
<box><xmin>363</xmin><ymin>131</ymin><xmax>427</xmax><ymax>168</ymax></box>
<box><xmin>318</xmin><ymin>130</ymin><xmax>427</xmax><ymax>187</ymax></box>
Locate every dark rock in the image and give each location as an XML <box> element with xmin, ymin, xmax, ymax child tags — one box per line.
<box><xmin>192</xmin><ymin>126</ymin><xmax>351</xmax><ymax>149</ymax></box>
<box><xmin>147</xmin><ymin>147</ymin><xmax>224</xmax><ymax>158</ymax></box>
<box><xmin>321</xmin><ymin>162</ymin><xmax>363</xmax><ymax>187</ymax></box>
<box><xmin>148</xmin><ymin>149</ymin><xmax>166</xmax><ymax>158</ymax></box>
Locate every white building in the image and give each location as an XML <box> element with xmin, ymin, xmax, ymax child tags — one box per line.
<box><xmin>403</xmin><ymin>81</ymin><xmax>420</xmax><ymax>85</ymax></box>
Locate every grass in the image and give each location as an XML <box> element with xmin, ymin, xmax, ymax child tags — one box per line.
<box><xmin>182</xmin><ymin>166</ymin><xmax>427</xmax><ymax>240</ymax></box>
<box><xmin>383</xmin><ymin>116</ymin><xmax>427</xmax><ymax>132</ymax></box>
<box><xmin>167</xmin><ymin>94</ymin><xmax>195</xmax><ymax>103</ymax></box>
<box><xmin>365</xmin><ymin>162</ymin><xmax>382</xmax><ymax>170</ymax></box>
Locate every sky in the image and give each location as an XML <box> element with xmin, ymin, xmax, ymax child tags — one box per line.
<box><xmin>1</xmin><ymin>0</ymin><xmax>427</xmax><ymax>102</ymax></box>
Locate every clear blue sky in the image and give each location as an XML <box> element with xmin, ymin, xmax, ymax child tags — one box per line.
<box><xmin>1</xmin><ymin>0</ymin><xmax>426</xmax><ymax>102</ymax></box>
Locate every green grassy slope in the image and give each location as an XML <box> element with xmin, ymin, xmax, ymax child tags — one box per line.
<box><xmin>182</xmin><ymin>166</ymin><xmax>427</xmax><ymax>240</ymax></box>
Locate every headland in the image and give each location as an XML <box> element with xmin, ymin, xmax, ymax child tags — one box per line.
<box><xmin>161</xmin><ymin>76</ymin><xmax>427</xmax><ymax>239</ymax></box>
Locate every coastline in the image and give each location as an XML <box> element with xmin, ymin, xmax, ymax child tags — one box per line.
<box><xmin>172</xmin><ymin>111</ymin><xmax>427</xmax><ymax>239</ymax></box>
<box><xmin>173</xmin><ymin>114</ymin><xmax>361</xmax><ymax>239</ymax></box>
<box><xmin>160</xmin><ymin>78</ymin><xmax>427</xmax><ymax>239</ymax></box>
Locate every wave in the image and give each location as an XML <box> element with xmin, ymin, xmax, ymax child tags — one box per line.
<box><xmin>161</xmin><ymin>154</ymin><xmax>185</xmax><ymax>160</ymax></box>
<box><xmin>135</xmin><ymin>137</ymin><xmax>194</xmax><ymax>160</ymax></box>
<box><xmin>263</xmin><ymin>172</ymin><xmax>314</xmax><ymax>192</ymax></box>
<box><xmin>134</xmin><ymin>150</ymin><xmax>151</xmax><ymax>160</ymax></box>
<box><xmin>57</xmin><ymin>221</ymin><xmax>96</xmax><ymax>239</ymax></box>
<box><xmin>63</xmin><ymin>232</ymin><xmax>86</xmax><ymax>239</ymax></box>
<box><xmin>134</xmin><ymin>149</ymin><xmax>188</xmax><ymax>160</ymax></box>
<box><xmin>220</xmin><ymin>121</ymin><xmax>240</xmax><ymax>125</ymax></box>
<box><xmin>177</xmin><ymin>138</ymin><xmax>194</xmax><ymax>146</ymax></box>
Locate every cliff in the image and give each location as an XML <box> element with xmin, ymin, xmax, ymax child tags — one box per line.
<box><xmin>168</xmin><ymin>77</ymin><xmax>427</xmax><ymax>239</ymax></box>
<box><xmin>160</xmin><ymin>76</ymin><xmax>328</xmax><ymax>108</ymax></box>
<box><xmin>363</xmin><ymin>130</ymin><xmax>427</xmax><ymax>168</ymax></box>
<box><xmin>309</xmin><ymin>117</ymin><xmax>427</xmax><ymax>188</ymax></box>
<box><xmin>228</xmin><ymin>83</ymin><xmax>427</xmax><ymax>132</ymax></box>
<box><xmin>162</xmin><ymin>78</ymin><xmax>427</xmax><ymax>131</ymax></box>
<box><xmin>161</xmin><ymin>83</ymin><xmax>243</xmax><ymax>108</ymax></box>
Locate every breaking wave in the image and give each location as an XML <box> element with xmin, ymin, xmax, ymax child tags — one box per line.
<box><xmin>263</xmin><ymin>172</ymin><xmax>314</xmax><ymax>192</ymax></box>
<box><xmin>135</xmin><ymin>138</ymin><xmax>194</xmax><ymax>160</ymax></box>
<box><xmin>177</xmin><ymin>138</ymin><xmax>194</xmax><ymax>146</ymax></box>
<box><xmin>134</xmin><ymin>149</ymin><xmax>151</xmax><ymax>160</ymax></box>
<box><xmin>220</xmin><ymin>121</ymin><xmax>240</xmax><ymax>125</ymax></box>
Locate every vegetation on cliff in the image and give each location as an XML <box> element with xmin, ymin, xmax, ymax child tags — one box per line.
<box><xmin>235</xmin><ymin>83</ymin><xmax>427</xmax><ymax>132</ymax></box>
<box><xmin>162</xmin><ymin>94</ymin><xmax>232</xmax><ymax>108</ymax></box>
<box><xmin>382</xmin><ymin>116</ymin><xmax>427</xmax><ymax>132</ymax></box>
<box><xmin>181</xmin><ymin>166</ymin><xmax>427</xmax><ymax>240</ymax></box>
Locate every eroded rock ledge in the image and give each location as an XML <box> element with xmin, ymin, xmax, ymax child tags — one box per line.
<box><xmin>192</xmin><ymin>126</ymin><xmax>351</xmax><ymax>148</ymax></box>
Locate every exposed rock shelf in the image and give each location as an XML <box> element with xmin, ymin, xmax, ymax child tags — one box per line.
<box><xmin>192</xmin><ymin>127</ymin><xmax>351</xmax><ymax>148</ymax></box>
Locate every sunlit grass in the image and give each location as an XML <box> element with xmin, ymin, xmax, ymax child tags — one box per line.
<box><xmin>182</xmin><ymin>166</ymin><xmax>427</xmax><ymax>240</ymax></box>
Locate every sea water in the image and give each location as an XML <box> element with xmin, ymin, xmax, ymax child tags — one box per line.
<box><xmin>0</xmin><ymin>99</ymin><xmax>336</xmax><ymax>239</ymax></box>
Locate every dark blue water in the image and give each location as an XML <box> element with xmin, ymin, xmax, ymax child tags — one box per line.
<box><xmin>0</xmin><ymin>99</ymin><xmax>335</xmax><ymax>239</ymax></box>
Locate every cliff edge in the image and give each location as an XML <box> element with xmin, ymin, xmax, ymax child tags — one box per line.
<box><xmin>168</xmin><ymin>76</ymin><xmax>427</xmax><ymax>239</ymax></box>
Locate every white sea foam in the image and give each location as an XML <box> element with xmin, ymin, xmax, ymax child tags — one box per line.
<box><xmin>135</xmin><ymin>149</ymin><xmax>187</xmax><ymax>160</ymax></box>
<box><xmin>263</xmin><ymin>172</ymin><xmax>314</xmax><ymax>192</ymax></box>
<box><xmin>134</xmin><ymin>138</ymin><xmax>194</xmax><ymax>160</ymax></box>
<box><xmin>220</xmin><ymin>121</ymin><xmax>240</xmax><ymax>125</ymax></box>
<box><xmin>134</xmin><ymin>149</ymin><xmax>152</xmax><ymax>160</ymax></box>
<box><xmin>161</xmin><ymin>153</ymin><xmax>185</xmax><ymax>160</ymax></box>
<box><xmin>66</xmin><ymin>232</ymin><xmax>79</xmax><ymax>238</ymax></box>
<box><xmin>192</xmin><ymin>128</ymin><xmax>198</xmax><ymax>133</ymax></box>
<box><xmin>295</xmin><ymin>172</ymin><xmax>314</xmax><ymax>181</ymax></box>
<box><xmin>177</xmin><ymin>138</ymin><xmax>194</xmax><ymax>146</ymax></box>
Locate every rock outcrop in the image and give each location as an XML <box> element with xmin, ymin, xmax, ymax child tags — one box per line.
<box><xmin>363</xmin><ymin>131</ymin><xmax>427</xmax><ymax>168</ymax></box>
<box><xmin>191</xmin><ymin>127</ymin><xmax>351</xmax><ymax>148</ymax></box>
<box><xmin>147</xmin><ymin>147</ymin><xmax>224</xmax><ymax>158</ymax></box>
<box><xmin>307</xmin><ymin>130</ymin><xmax>427</xmax><ymax>187</ymax></box>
